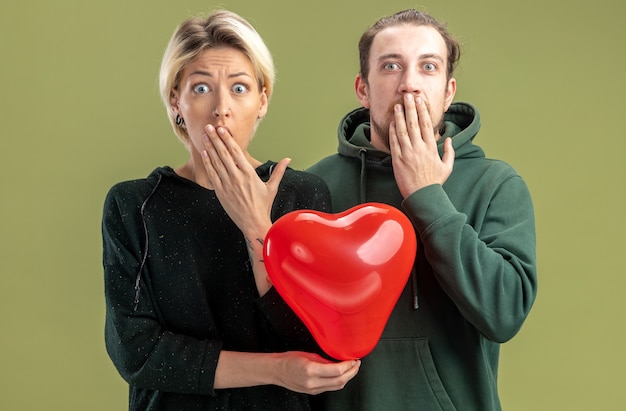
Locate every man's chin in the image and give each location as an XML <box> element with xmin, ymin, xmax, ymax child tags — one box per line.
<box><xmin>370</xmin><ymin>119</ymin><xmax>391</xmax><ymax>151</ymax></box>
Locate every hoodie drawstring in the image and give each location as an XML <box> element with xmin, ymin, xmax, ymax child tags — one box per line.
<box><xmin>358</xmin><ymin>147</ymin><xmax>419</xmax><ymax>310</ymax></box>
<box><xmin>411</xmin><ymin>265</ymin><xmax>419</xmax><ymax>309</ymax></box>
<box><xmin>358</xmin><ymin>148</ymin><xmax>367</xmax><ymax>203</ymax></box>
<box><xmin>133</xmin><ymin>173</ymin><xmax>162</xmax><ymax>311</ymax></box>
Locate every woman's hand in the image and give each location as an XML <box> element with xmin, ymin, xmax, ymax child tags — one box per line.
<box><xmin>200</xmin><ymin>124</ymin><xmax>289</xmax><ymax>295</ymax></box>
<box><xmin>270</xmin><ymin>351</ymin><xmax>361</xmax><ymax>395</ymax></box>
<box><xmin>214</xmin><ymin>350</ymin><xmax>361</xmax><ymax>395</ymax></box>
<box><xmin>202</xmin><ymin>125</ymin><xmax>290</xmax><ymax>236</ymax></box>
<box><xmin>200</xmin><ymin>124</ymin><xmax>288</xmax><ymax>237</ymax></box>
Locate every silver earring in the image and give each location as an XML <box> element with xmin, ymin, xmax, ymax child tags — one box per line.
<box><xmin>175</xmin><ymin>114</ymin><xmax>185</xmax><ymax>127</ymax></box>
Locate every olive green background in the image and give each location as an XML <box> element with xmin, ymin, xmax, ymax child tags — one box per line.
<box><xmin>1</xmin><ymin>0</ymin><xmax>623</xmax><ymax>409</ymax></box>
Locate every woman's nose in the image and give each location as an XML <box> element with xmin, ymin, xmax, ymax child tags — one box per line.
<box><xmin>212</xmin><ymin>91</ymin><xmax>230</xmax><ymax>118</ymax></box>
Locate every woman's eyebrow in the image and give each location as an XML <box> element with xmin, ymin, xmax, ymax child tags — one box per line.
<box><xmin>188</xmin><ymin>70</ymin><xmax>252</xmax><ymax>79</ymax></box>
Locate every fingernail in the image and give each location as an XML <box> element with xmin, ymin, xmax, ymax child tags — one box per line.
<box><xmin>405</xmin><ymin>93</ymin><xmax>413</xmax><ymax>102</ymax></box>
<box><xmin>416</xmin><ymin>97</ymin><xmax>422</xmax><ymax>105</ymax></box>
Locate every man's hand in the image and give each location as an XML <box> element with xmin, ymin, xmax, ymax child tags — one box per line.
<box><xmin>389</xmin><ymin>93</ymin><xmax>454</xmax><ymax>198</ymax></box>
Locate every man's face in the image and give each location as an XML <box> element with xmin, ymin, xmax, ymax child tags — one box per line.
<box><xmin>355</xmin><ymin>24</ymin><xmax>456</xmax><ymax>151</ymax></box>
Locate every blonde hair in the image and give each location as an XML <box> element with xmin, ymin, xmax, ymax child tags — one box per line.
<box><xmin>159</xmin><ymin>10</ymin><xmax>275</xmax><ymax>145</ymax></box>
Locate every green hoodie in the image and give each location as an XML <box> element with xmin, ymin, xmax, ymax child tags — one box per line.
<box><xmin>307</xmin><ymin>102</ymin><xmax>537</xmax><ymax>411</ymax></box>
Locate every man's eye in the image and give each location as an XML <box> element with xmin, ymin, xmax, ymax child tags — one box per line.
<box><xmin>383</xmin><ymin>63</ymin><xmax>400</xmax><ymax>71</ymax></box>
<box><xmin>193</xmin><ymin>84</ymin><xmax>209</xmax><ymax>94</ymax></box>
<box><xmin>424</xmin><ymin>63</ymin><xmax>436</xmax><ymax>71</ymax></box>
<box><xmin>232</xmin><ymin>83</ymin><xmax>248</xmax><ymax>94</ymax></box>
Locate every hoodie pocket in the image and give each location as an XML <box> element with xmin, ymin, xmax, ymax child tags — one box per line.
<box><xmin>312</xmin><ymin>337</ymin><xmax>456</xmax><ymax>411</ymax></box>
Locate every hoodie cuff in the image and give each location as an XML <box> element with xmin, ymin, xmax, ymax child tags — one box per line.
<box><xmin>401</xmin><ymin>184</ymin><xmax>457</xmax><ymax>235</ymax></box>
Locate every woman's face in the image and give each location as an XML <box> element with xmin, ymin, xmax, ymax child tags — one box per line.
<box><xmin>171</xmin><ymin>47</ymin><xmax>268</xmax><ymax>156</ymax></box>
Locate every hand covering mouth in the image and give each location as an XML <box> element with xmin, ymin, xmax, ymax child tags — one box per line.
<box><xmin>213</xmin><ymin>124</ymin><xmax>233</xmax><ymax>136</ymax></box>
<box><xmin>387</xmin><ymin>95</ymin><xmax>432</xmax><ymax>117</ymax></box>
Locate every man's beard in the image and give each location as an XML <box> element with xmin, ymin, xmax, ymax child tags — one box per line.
<box><xmin>371</xmin><ymin>100</ymin><xmax>445</xmax><ymax>151</ymax></box>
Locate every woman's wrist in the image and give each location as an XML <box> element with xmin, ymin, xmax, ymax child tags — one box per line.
<box><xmin>214</xmin><ymin>351</ymin><xmax>282</xmax><ymax>389</ymax></box>
<box><xmin>243</xmin><ymin>225</ymin><xmax>273</xmax><ymax>295</ymax></box>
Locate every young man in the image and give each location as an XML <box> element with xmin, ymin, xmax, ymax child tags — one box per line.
<box><xmin>307</xmin><ymin>9</ymin><xmax>537</xmax><ymax>411</ymax></box>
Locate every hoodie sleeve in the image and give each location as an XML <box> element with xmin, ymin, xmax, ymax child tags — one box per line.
<box><xmin>102</xmin><ymin>183</ymin><xmax>221</xmax><ymax>395</ymax></box>
<box><xmin>402</xmin><ymin>175</ymin><xmax>537</xmax><ymax>343</ymax></box>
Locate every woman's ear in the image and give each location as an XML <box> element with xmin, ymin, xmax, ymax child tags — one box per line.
<box><xmin>169</xmin><ymin>88</ymin><xmax>180</xmax><ymax>115</ymax></box>
<box><xmin>258</xmin><ymin>87</ymin><xmax>269</xmax><ymax>118</ymax></box>
<box><xmin>355</xmin><ymin>74</ymin><xmax>371</xmax><ymax>109</ymax></box>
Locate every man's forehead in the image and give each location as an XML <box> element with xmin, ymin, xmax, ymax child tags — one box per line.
<box><xmin>371</xmin><ymin>24</ymin><xmax>447</xmax><ymax>58</ymax></box>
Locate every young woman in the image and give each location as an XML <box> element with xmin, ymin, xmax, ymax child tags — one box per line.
<box><xmin>102</xmin><ymin>10</ymin><xmax>359</xmax><ymax>410</ymax></box>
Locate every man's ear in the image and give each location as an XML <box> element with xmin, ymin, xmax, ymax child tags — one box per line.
<box><xmin>444</xmin><ymin>77</ymin><xmax>457</xmax><ymax>111</ymax></box>
<box><xmin>355</xmin><ymin>74</ymin><xmax>371</xmax><ymax>109</ymax></box>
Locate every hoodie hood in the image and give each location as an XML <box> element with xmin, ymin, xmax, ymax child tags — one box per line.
<box><xmin>337</xmin><ymin>101</ymin><xmax>484</xmax><ymax>163</ymax></box>
<box><xmin>331</xmin><ymin>102</ymin><xmax>483</xmax><ymax>310</ymax></box>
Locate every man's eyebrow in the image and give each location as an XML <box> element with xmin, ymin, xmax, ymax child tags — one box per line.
<box><xmin>377</xmin><ymin>53</ymin><xmax>444</xmax><ymax>62</ymax></box>
<box><xmin>378</xmin><ymin>53</ymin><xmax>402</xmax><ymax>61</ymax></box>
<box><xmin>419</xmin><ymin>53</ymin><xmax>444</xmax><ymax>62</ymax></box>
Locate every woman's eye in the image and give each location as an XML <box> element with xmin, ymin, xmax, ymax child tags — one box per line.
<box><xmin>232</xmin><ymin>83</ymin><xmax>248</xmax><ymax>94</ymax></box>
<box><xmin>383</xmin><ymin>62</ymin><xmax>400</xmax><ymax>71</ymax></box>
<box><xmin>423</xmin><ymin>63</ymin><xmax>436</xmax><ymax>72</ymax></box>
<box><xmin>193</xmin><ymin>84</ymin><xmax>209</xmax><ymax>94</ymax></box>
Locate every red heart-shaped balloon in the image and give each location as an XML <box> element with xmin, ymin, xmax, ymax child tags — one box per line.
<box><xmin>264</xmin><ymin>203</ymin><xmax>417</xmax><ymax>360</ymax></box>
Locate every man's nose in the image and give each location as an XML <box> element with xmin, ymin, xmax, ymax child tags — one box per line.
<box><xmin>398</xmin><ymin>68</ymin><xmax>421</xmax><ymax>94</ymax></box>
